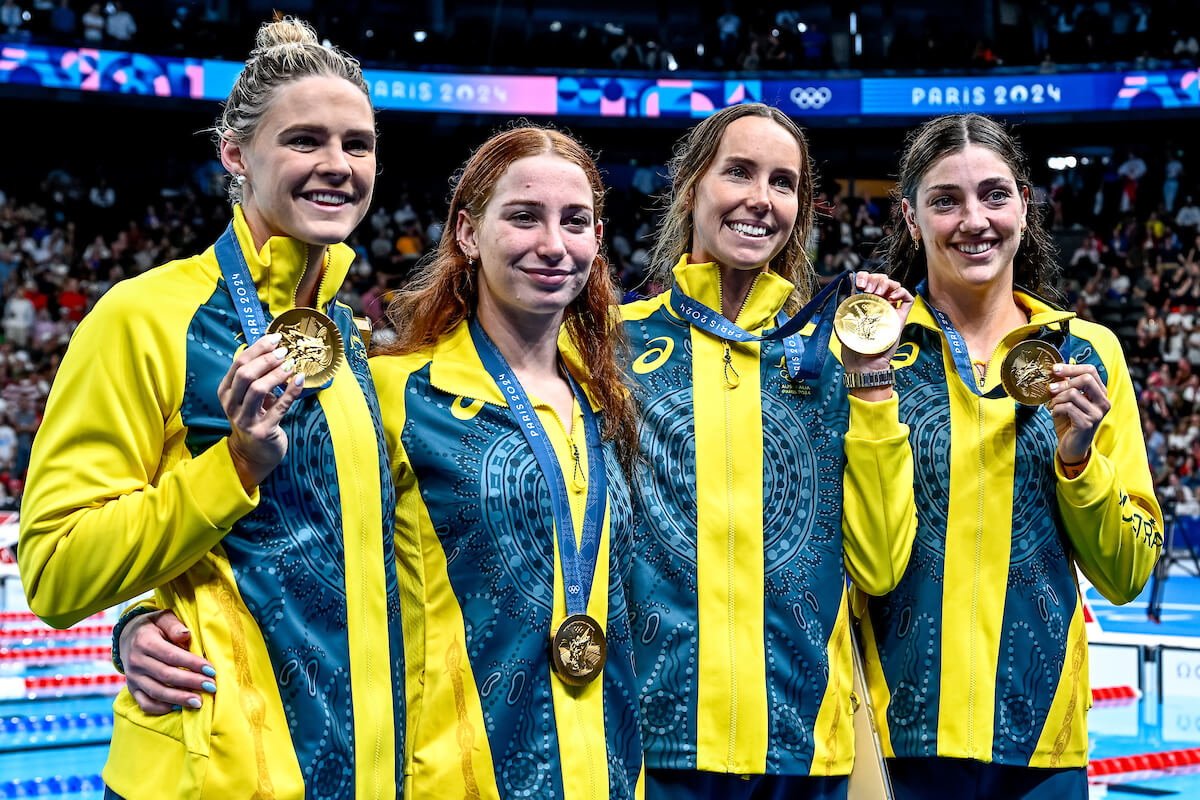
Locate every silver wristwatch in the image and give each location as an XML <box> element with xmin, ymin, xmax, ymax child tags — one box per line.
<box><xmin>842</xmin><ymin>368</ymin><xmax>895</xmax><ymax>389</ymax></box>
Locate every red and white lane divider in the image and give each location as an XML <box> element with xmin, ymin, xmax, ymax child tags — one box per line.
<box><xmin>0</xmin><ymin>672</ymin><xmax>124</xmax><ymax>700</ymax></box>
<box><xmin>1089</xmin><ymin>747</ymin><xmax>1200</xmax><ymax>778</ymax></box>
<box><xmin>1090</xmin><ymin>685</ymin><xmax>1141</xmax><ymax>704</ymax></box>
<box><xmin>0</xmin><ymin>645</ymin><xmax>110</xmax><ymax>663</ymax></box>
<box><xmin>0</xmin><ymin>624</ymin><xmax>112</xmax><ymax>642</ymax></box>
<box><xmin>0</xmin><ymin>611</ymin><xmax>104</xmax><ymax>624</ymax></box>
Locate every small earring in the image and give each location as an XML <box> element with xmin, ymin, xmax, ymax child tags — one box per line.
<box><xmin>234</xmin><ymin>174</ymin><xmax>246</xmax><ymax>187</ymax></box>
<box><xmin>913</xmin><ymin>237</ymin><xmax>921</xmax><ymax>251</ymax></box>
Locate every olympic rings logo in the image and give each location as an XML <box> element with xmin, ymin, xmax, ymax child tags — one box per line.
<box><xmin>790</xmin><ymin>86</ymin><xmax>833</xmax><ymax>109</ymax></box>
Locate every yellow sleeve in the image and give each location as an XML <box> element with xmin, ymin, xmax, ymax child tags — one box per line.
<box><xmin>18</xmin><ymin>285</ymin><xmax>257</xmax><ymax>629</ymax></box>
<box><xmin>1055</xmin><ymin>339</ymin><xmax>1163</xmax><ymax>605</ymax></box>
<box><xmin>842</xmin><ymin>392</ymin><xmax>917</xmax><ymax>595</ymax></box>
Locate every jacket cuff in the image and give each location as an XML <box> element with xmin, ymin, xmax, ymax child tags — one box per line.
<box><xmin>846</xmin><ymin>392</ymin><xmax>907</xmax><ymax>442</ymax></box>
<box><xmin>111</xmin><ymin>602</ymin><xmax>161</xmax><ymax>674</ymax></box>
<box><xmin>181</xmin><ymin>438</ymin><xmax>259</xmax><ymax>529</ymax></box>
<box><xmin>1055</xmin><ymin>449</ymin><xmax>1116</xmax><ymax>509</ymax></box>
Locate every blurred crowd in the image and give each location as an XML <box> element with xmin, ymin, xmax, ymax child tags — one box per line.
<box><xmin>2</xmin><ymin>1</ymin><xmax>1197</xmax><ymax>74</ymax></box>
<box><xmin>1</xmin><ymin>133</ymin><xmax>1197</xmax><ymax>526</ymax></box>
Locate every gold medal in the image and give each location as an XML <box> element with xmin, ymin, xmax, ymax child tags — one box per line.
<box><xmin>833</xmin><ymin>293</ymin><xmax>902</xmax><ymax>356</ymax></box>
<box><xmin>550</xmin><ymin>613</ymin><xmax>607</xmax><ymax>686</ymax></box>
<box><xmin>1000</xmin><ymin>339</ymin><xmax>1063</xmax><ymax>405</ymax></box>
<box><xmin>267</xmin><ymin>307</ymin><xmax>344</xmax><ymax>389</ymax></box>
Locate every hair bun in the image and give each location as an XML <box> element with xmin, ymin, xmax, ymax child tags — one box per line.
<box><xmin>255</xmin><ymin>15</ymin><xmax>320</xmax><ymax>51</ymax></box>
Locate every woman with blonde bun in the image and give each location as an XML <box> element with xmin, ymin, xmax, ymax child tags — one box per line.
<box><xmin>19</xmin><ymin>17</ymin><xmax>405</xmax><ymax>799</ymax></box>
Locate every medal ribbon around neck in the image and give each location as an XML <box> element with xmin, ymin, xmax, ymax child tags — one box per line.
<box><xmin>214</xmin><ymin>223</ymin><xmax>340</xmax><ymax>396</ymax></box>
<box><xmin>468</xmin><ymin>317</ymin><xmax>608</xmax><ymax>624</ymax></box>
<box><xmin>669</xmin><ymin>269</ymin><xmax>855</xmax><ymax>380</ymax></box>
<box><xmin>915</xmin><ymin>279</ymin><xmax>1071</xmax><ymax>398</ymax></box>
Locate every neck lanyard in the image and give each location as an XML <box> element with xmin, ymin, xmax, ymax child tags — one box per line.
<box><xmin>214</xmin><ymin>223</ymin><xmax>338</xmax><ymax>395</ymax></box>
<box><xmin>468</xmin><ymin>317</ymin><xmax>607</xmax><ymax>617</ymax></box>
<box><xmin>915</xmin><ymin>280</ymin><xmax>1071</xmax><ymax>397</ymax></box>
<box><xmin>669</xmin><ymin>269</ymin><xmax>855</xmax><ymax>380</ymax></box>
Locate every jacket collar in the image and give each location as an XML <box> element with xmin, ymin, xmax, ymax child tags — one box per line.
<box><xmin>216</xmin><ymin>204</ymin><xmax>354</xmax><ymax>318</ymax></box>
<box><xmin>428</xmin><ymin>319</ymin><xmax>602</xmax><ymax>410</ymax></box>
<box><xmin>908</xmin><ymin>287</ymin><xmax>1075</xmax><ymax>339</ymax></box>
<box><xmin>670</xmin><ymin>255</ymin><xmax>793</xmax><ymax>332</ymax></box>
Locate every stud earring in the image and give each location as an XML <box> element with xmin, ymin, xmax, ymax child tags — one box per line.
<box><xmin>234</xmin><ymin>174</ymin><xmax>246</xmax><ymax>187</ymax></box>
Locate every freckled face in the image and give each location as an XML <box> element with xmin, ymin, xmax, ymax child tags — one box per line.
<box><xmin>458</xmin><ymin>153</ymin><xmax>601</xmax><ymax>322</ymax></box>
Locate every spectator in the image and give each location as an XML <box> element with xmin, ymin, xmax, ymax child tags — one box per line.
<box><xmin>49</xmin><ymin>0</ymin><xmax>73</xmax><ymax>38</ymax></box>
<box><xmin>610</xmin><ymin>35</ymin><xmax>643</xmax><ymax>69</ymax></box>
<box><xmin>2</xmin><ymin>284</ymin><xmax>34</xmax><ymax>346</ymax></box>
<box><xmin>716</xmin><ymin>10</ymin><xmax>740</xmax><ymax>66</ymax></box>
<box><xmin>0</xmin><ymin>0</ymin><xmax>24</xmax><ymax>37</ymax></box>
<box><xmin>104</xmin><ymin>0</ymin><xmax>135</xmax><ymax>43</ymax></box>
<box><xmin>1164</xmin><ymin>150</ymin><xmax>1185</xmax><ymax>212</ymax></box>
<box><xmin>0</xmin><ymin>413</ymin><xmax>14</xmax><ymax>470</ymax></box>
<box><xmin>1176</xmin><ymin>195</ymin><xmax>1200</xmax><ymax>237</ymax></box>
<box><xmin>1118</xmin><ymin>150</ymin><xmax>1147</xmax><ymax>213</ymax></box>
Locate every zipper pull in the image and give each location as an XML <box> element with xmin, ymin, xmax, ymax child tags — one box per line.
<box><xmin>723</xmin><ymin>343</ymin><xmax>740</xmax><ymax>388</ymax></box>
<box><xmin>571</xmin><ymin>441</ymin><xmax>586</xmax><ymax>490</ymax></box>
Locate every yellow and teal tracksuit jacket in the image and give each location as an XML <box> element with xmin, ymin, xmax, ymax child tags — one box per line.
<box><xmin>619</xmin><ymin>257</ymin><xmax>917</xmax><ymax>776</ymax></box>
<box><xmin>18</xmin><ymin>206</ymin><xmax>405</xmax><ymax>799</ymax></box>
<box><xmin>371</xmin><ymin>321</ymin><xmax>645</xmax><ymax>800</ymax></box>
<box><xmin>859</xmin><ymin>291</ymin><xmax>1163</xmax><ymax>769</ymax></box>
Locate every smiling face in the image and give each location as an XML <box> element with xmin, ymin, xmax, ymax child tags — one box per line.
<box><xmin>688</xmin><ymin>115</ymin><xmax>801</xmax><ymax>274</ymax></box>
<box><xmin>903</xmin><ymin>143</ymin><xmax>1028</xmax><ymax>296</ymax></box>
<box><xmin>220</xmin><ymin>75</ymin><xmax>375</xmax><ymax>248</ymax></box>
<box><xmin>458</xmin><ymin>153</ymin><xmax>601</xmax><ymax>325</ymax></box>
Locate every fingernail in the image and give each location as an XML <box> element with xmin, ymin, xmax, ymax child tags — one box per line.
<box><xmin>187</xmin><ymin>697</ymin><xmax>202</xmax><ymax>709</ymax></box>
<box><xmin>201</xmin><ymin>665</ymin><xmax>216</xmax><ymax>678</ymax></box>
<box><xmin>1048</xmin><ymin>382</ymin><xmax>1060</xmax><ymax>391</ymax></box>
<box><xmin>1053</xmin><ymin>364</ymin><xmax>1063</xmax><ymax>374</ymax></box>
<box><xmin>172</xmin><ymin>704</ymin><xmax>182</xmax><ymax>711</ymax></box>
<box><xmin>272</xmin><ymin>347</ymin><xmax>288</xmax><ymax>360</ymax></box>
<box><xmin>294</xmin><ymin>373</ymin><xmax>305</xmax><ymax>386</ymax></box>
<box><xmin>282</xmin><ymin>359</ymin><xmax>294</xmax><ymax>373</ymax></box>
<box><xmin>264</xmin><ymin>332</ymin><xmax>283</xmax><ymax>345</ymax></box>
<box><xmin>201</xmin><ymin>681</ymin><xmax>217</xmax><ymax>693</ymax></box>
<box><xmin>174</xmin><ymin>629</ymin><xmax>189</xmax><ymax>638</ymax></box>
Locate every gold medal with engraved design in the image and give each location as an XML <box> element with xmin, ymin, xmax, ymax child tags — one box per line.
<box><xmin>550</xmin><ymin>613</ymin><xmax>607</xmax><ymax>686</ymax></box>
<box><xmin>267</xmin><ymin>307</ymin><xmax>344</xmax><ymax>389</ymax></box>
<box><xmin>833</xmin><ymin>293</ymin><xmax>902</xmax><ymax>356</ymax></box>
<box><xmin>1001</xmin><ymin>339</ymin><xmax>1062</xmax><ymax>405</ymax></box>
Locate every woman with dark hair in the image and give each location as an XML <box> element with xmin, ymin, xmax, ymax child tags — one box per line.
<box><xmin>371</xmin><ymin>126</ymin><xmax>644</xmax><ymax>799</ymax></box>
<box><xmin>19</xmin><ymin>16</ymin><xmax>405</xmax><ymax>800</ymax></box>
<box><xmin>862</xmin><ymin>113</ymin><xmax>1162</xmax><ymax>799</ymax></box>
<box><xmin>623</xmin><ymin>102</ymin><xmax>918</xmax><ymax>798</ymax></box>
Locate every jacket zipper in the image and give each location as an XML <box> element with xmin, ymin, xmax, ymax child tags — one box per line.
<box><xmin>558</xmin><ymin>406</ymin><xmax>598</xmax><ymax>800</ymax></box>
<box><xmin>295</xmin><ymin>246</ymin><xmax>332</xmax><ymax>309</ymax></box>
<box><xmin>716</xmin><ymin>268</ymin><xmax>757</xmax><ymax>768</ymax></box>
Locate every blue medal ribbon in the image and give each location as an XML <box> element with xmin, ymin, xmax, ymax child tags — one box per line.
<box><xmin>468</xmin><ymin>317</ymin><xmax>608</xmax><ymax>618</ymax></box>
<box><xmin>915</xmin><ymin>280</ymin><xmax>1070</xmax><ymax>398</ymax></box>
<box><xmin>213</xmin><ymin>223</ymin><xmax>337</xmax><ymax>395</ymax></box>
<box><xmin>670</xmin><ymin>269</ymin><xmax>855</xmax><ymax>380</ymax></box>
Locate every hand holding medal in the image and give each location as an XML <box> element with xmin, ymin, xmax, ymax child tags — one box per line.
<box><xmin>218</xmin><ymin>330</ymin><xmax>306</xmax><ymax>490</ymax></box>
<box><xmin>1045</xmin><ymin>361</ymin><xmax>1111</xmax><ymax>470</ymax></box>
<box><xmin>836</xmin><ymin>272</ymin><xmax>914</xmax><ymax>388</ymax></box>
